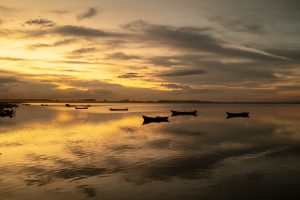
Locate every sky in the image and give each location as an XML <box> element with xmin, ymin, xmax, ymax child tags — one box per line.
<box><xmin>0</xmin><ymin>0</ymin><xmax>299</xmax><ymax>101</ymax></box>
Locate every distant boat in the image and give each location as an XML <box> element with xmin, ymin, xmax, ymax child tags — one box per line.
<box><xmin>65</xmin><ymin>104</ymin><xmax>74</xmax><ymax>107</ymax></box>
<box><xmin>142</xmin><ymin>115</ymin><xmax>169</xmax><ymax>124</ymax></box>
<box><xmin>75</xmin><ymin>106</ymin><xmax>89</xmax><ymax>110</ymax></box>
<box><xmin>0</xmin><ymin>108</ymin><xmax>16</xmax><ymax>118</ymax></box>
<box><xmin>22</xmin><ymin>103</ymin><xmax>31</xmax><ymax>106</ymax></box>
<box><xmin>109</xmin><ymin>108</ymin><xmax>128</xmax><ymax>111</ymax></box>
<box><xmin>226</xmin><ymin>112</ymin><xmax>249</xmax><ymax>118</ymax></box>
<box><xmin>41</xmin><ymin>104</ymin><xmax>48</xmax><ymax>106</ymax></box>
<box><xmin>171</xmin><ymin>110</ymin><xmax>197</xmax><ymax>116</ymax></box>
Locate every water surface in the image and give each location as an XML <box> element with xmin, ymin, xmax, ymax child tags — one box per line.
<box><xmin>1</xmin><ymin>103</ymin><xmax>300</xmax><ymax>200</ymax></box>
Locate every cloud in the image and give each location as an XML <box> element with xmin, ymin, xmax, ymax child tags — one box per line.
<box><xmin>0</xmin><ymin>76</ymin><xmax>24</xmax><ymax>85</ymax></box>
<box><xmin>70</xmin><ymin>47</ymin><xmax>97</xmax><ymax>55</ymax></box>
<box><xmin>0</xmin><ymin>56</ymin><xmax>28</xmax><ymax>61</ymax></box>
<box><xmin>160</xmin><ymin>69</ymin><xmax>206</xmax><ymax>77</ymax></box>
<box><xmin>212</xmin><ymin>17</ymin><xmax>266</xmax><ymax>34</ymax></box>
<box><xmin>53</xmin><ymin>25</ymin><xmax>120</xmax><ymax>37</ymax></box>
<box><xmin>160</xmin><ymin>83</ymin><xmax>191</xmax><ymax>89</ymax></box>
<box><xmin>123</xmin><ymin>20</ymin><xmax>286</xmax><ymax>61</ymax></box>
<box><xmin>117</xmin><ymin>72</ymin><xmax>144</xmax><ymax>79</ymax></box>
<box><xmin>267</xmin><ymin>48</ymin><xmax>300</xmax><ymax>61</ymax></box>
<box><xmin>24</xmin><ymin>18</ymin><xmax>55</xmax><ymax>27</ymax></box>
<box><xmin>105</xmin><ymin>52</ymin><xmax>141</xmax><ymax>60</ymax></box>
<box><xmin>77</xmin><ymin>7</ymin><xmax>99</xmax><ymax>21</ymax></box>
<box><xmin>28</xmin><ymin>39</ymin><xmax>76</xmax><ymax>50</ymax></box>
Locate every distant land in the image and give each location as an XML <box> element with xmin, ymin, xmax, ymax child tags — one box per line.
<box><xmin>1</xmin><ymin>99</ymin><xmax>300</xmax><ymax>104</ymax></box>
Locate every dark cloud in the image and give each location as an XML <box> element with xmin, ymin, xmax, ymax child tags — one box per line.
<box><xmin>160</xmin><ymin>69</ymin><xmax>206</xmax><ymax>77</ymax></box>
<box><xmin>161</xmin><ymin>83</ymin><xmax>191</xmax><ymax>89</ymax></box>
<box><xmin>28</xmin><ymin>39</ymin><xmax>76</xmax><ymax>50</ymax></box>
<box><xmin>123</xmin><ymin>20</ymin><xmax>286</xmax><ymax>61</ymax></box>
<box><xmin>53</xmin><ymin>25</ymin><xmax>120</xmax><ymax>37</ymax></box>
<box><xmin>24</xmin><ymin>18</ymin><xmax>55</xmax><ymax>27</ymax></box>
<box><xmin>117</xmin><ymin>72</ymin><xmax>144</xmax><ymax>79</ymax></box>
<box><xmin>267</xmin><ymin>48</ymin><xmax>300</xmax><ymax>61</ymax></box>
<box><xmin>71</xmin><ymin>47</ymin><xmax>97</xmax><ymax>55</ymax></box>
<box><xmin>106</xmin><ymin>52</ymin><xmax>141</xmax><ymax>60</ymax></box>
<box><xmin>212</xmin><ymin>17</ymin><xmax>266</xmax><ymax>34</ymax></box>
<box><xmin>0</xmin><ymin>76</ymin><xmax>24</xmax><ymax>85</ymax></box>
<box><xmin>147</xmin><ymin>56</ymin><xmax>186</xmax><ymax>67</ymax></box>
<box><xmin>0</xmin><ymin>56</ymin><xmax>28</xmax><ymax>61</ymax></box>
<box><xmin>77</xmin><ymin>7</ymin><xmax>99</xmax><ymax>21</ymax></box>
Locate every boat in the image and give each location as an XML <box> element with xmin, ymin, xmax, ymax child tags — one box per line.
<box><xmin>65</xmin><ymin>104</ymin><xmax>74</xmax><ymax>107</ymax></box>
<box><xmin>226</xmin><ymin>112</ymin><xmax>249</xmax><ymax>118</ymax></box>
<box><xmin>142</xmin><ymin>115</ymin><xmax>169</xmax><ymax>124</ymax></box>
<box><xmin>109</xmin><ymin>108</ymin><xmax>128</xmax><ymax>111</ymax></box>
<box><xmin>41</xmin><ymin>104</ymin><xmax>48</xmax><ymax>106</ymax></box>
<box><xmin>75</xmin><ymin>106</ymin><xmax>89</xmax><ymax>110</ymax></box>
<box><xmin>171</xmin><ymin>110</ymin><xmax>197</xmax><ymax>116</ymax></box>
<box><xmin>0</xmin><ymin>108</ymin><xmax>16</xmax><ymax>118</ymax></box>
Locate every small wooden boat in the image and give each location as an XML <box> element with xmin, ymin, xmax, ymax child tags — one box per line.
<box><xmin>65</xmin><ymin>104</ymin><xmax>74</xmax><ymax>107</ymax></box>
<box><xmin>142</xmin><ymin>115</ymin><xmax>169</xmax><ymax>124</ymax></box>
<box><xmin>171</xmin><ymin>110</ymin><xmax>197</xmax><ymax>116</ymax></box>
<box><xmin>109</xmin><ymin>108</ymin><xmax>128</xmax><ymax>111</ymax></box>
<box><xmin>75</xmin><ymin>106</ymin><xmax>89</xmax><ymax>110</ymax></box>
<box><xmin>226</xmin><ymin>112</ymin><xmax>249</xmax><ymax>118</ymax></box>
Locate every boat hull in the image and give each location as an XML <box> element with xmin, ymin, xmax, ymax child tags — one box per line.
<box><xmin>142</xmin><ymin>115</ymin><xmax>169</xmax><ymax>124</ymax></box>
<box><xmin>226</xmin><ymin>112</ymin><xmax>249</xmax><ymax>118</ymax></box>
<box><xmin>171</xmin><ymin>110</ymin><xmax>197</xmax><ymax>116</ymax></box>
<box><xmin>75</xmin><ymin>106</ymin><xmax>89</xmax><ymax>110</ymax></box>
<box><xmin>109</xmin><ymin>108</ymin><xmax>128</xmax><ymax>111</ymax></box>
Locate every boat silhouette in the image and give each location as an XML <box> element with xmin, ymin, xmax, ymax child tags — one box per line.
<box><xmin>171</xmin><ymin>110</ymin><xmax>197</xmax><ymax>116</ymax></box>
<box><xmin>109</xmin><ymin>108</ymin><xmax>128</xmax><ymax>111</ymax></box>
<box><xmin>226</xmin><ymin>112</ymin><xmax>249</xmax><ymax>118</ymax></box>
<box><xmin>75</xmin><ymin>106</ymin><xmax>89</xmax><ymax>110</ymax></box>
<box><xmin>142</xmin><ymin>115</ymin><xmax>169</xmax><ymax>124</ymax></box>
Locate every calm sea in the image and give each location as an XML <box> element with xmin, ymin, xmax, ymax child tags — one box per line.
<box><xmin>0</xmin><ymin>103</ymin><xmax>300</xmax><ymax>200</ymax></box>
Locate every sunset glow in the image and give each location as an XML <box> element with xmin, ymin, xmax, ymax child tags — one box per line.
<box><xmin>0</xmin><ymin>0</ymin><xmax>299</xmax><ymax>101</ymax></box>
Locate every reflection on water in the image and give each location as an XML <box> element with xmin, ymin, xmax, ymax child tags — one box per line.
<box><xmin>1</xmin><ymin>104</ymin><xmax>300</xmax><ymax>199</ymax></box>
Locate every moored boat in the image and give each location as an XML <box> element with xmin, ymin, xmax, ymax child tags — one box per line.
<box><xmin>171</xmin><ymin>110</ymin><xmax>197</xmax><ymax>116</ymax></box>
<box><xmin>75</xmin><ymin>106</ymin><xmax>89</xmax><ymax>110</ymax></box>
<box><xmin>142</xmin><ymin>115</ymin><xmax>169</xmax><ymax>124</ymax></box>
<box><xmin>226</xmin><ymin>112</ymin><xmax>249</xmax><ymax>118</ymax></box>
<box><xmin>109</xmin><ymin>108</ymin><xmax>128</xmax><ymax>111</ymax></box>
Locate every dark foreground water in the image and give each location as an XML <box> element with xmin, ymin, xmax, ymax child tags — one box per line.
<box><xmin>1</xmin><ymin>103</ymin><xmax>300</xmax><ymax>200</ymax></box>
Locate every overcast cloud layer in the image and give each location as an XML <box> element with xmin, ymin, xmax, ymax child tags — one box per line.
<box><xmin>0</xmin><ymin>0</ymin><xmax>299</xmax><ymax>101</ymax></box>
